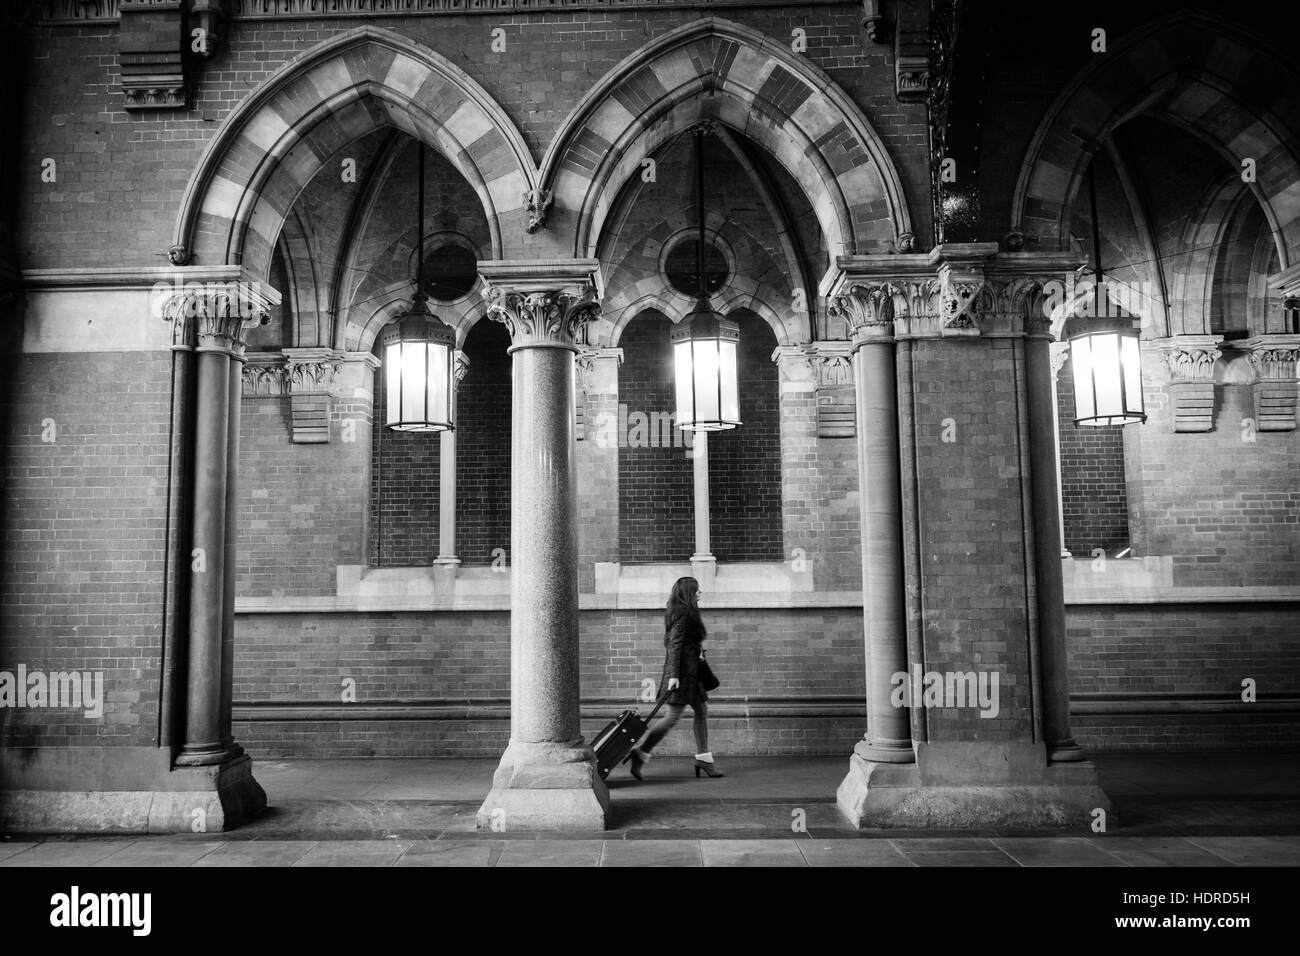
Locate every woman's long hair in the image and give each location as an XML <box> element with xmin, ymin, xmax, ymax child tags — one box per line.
<box><xmin>664</xmin><ymin>576</ymin><xmax>705</xmax><ymax>642</ymax></box>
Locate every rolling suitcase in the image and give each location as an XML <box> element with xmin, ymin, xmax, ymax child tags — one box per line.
<box><xmin>591</xmin><ymin>687</ymin><xmax>672</xmax><ymax>780</ymax></box>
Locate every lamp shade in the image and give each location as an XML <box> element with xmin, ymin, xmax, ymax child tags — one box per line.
<box><xmin>380</xmin><ymin>297</ymin><xmax>456</xmax><ymax>432</ymax></box>
<box><xmin>671</xmin><ymin>303</ymin><xmax>740</xmax><ymax>431</ymax></box>
<box><xmin>1069</xmin><ymin>308</ymin><xmax>1145</xmax><ymax>427</ymax></box>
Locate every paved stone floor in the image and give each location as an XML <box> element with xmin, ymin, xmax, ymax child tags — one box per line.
<box><xmin>3</xmin><ymin>752</ymin><xmax>1298</xmax><ymax>866</ymax></box>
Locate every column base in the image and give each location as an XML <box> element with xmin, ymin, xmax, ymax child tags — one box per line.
<box><xmin>689</xmin><ymin>554</ymin><xmax>717</xmax><ymax>591</ymax></box>
<box><xmin>476</xmin><ymin>739</ymin><xmax>610</xmax><ymax>832</ymax></box>
<box><xmin>0</xmin><ymin>753</ymin><xmax>266</xmax><ymax>834</ymax></box>
<box><xmin>431</xmin><ymin>557</ymin><xmax>459</xmax><ymax>595</ymax></box>
<box><xmin>837</xmin><ymin>741</ymin><xmax>1113</xmax><ymax>829</ymax></box>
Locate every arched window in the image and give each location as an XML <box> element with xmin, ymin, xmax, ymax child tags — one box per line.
<box><xmin>616</xmin><ymin>309</ymin><xmax>783</xmax><ymax>563</ymax></box>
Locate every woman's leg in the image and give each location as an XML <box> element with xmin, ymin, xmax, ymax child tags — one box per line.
<box><xmin>691</xmin><ymin>700</ymin><xmax>709</xmax><ymax>754</ymax></box>
<box><xmin>639</xmin><ymin>704</ymin><xmax>686</xmax><ymax>753</ymax></box>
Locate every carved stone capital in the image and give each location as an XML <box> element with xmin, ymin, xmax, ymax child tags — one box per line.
<box><xmin>480</xmin><ymin>260</ymin><xmax>602</xmax><ymax>351</ymax></box>
<box><xmin>283</xmin><ymin>347</ymin><xmax>343</xmax><ymax>393</ymax></box>
<box><xmin>575</xmin><ymin>346</ymin><xmax>622</xmax><ymax>392</ymax></box>
<box><xmin>805</xmin><ymin>342</ymin><xmax>855</xmax><ymax>388</ymax></box>
<box><xmin>161</xmin><ymin>279</ymin><xmax>274</xmax><ymax>357</ymax></box>
<box><xmin>1239</xmin><ymin>335</ymin><xmax>1300</xmax><ymax>381</ymax></box>
<box><xmin>1239</xmin><ymin>334</ymin><xmax>1300</xmax><ymax>431</ymax></box>
<box><xmin>1152</xmin><ymin>335</ymin><xmax>1223</xmax><ymax>384</ymax></box>
<box><xmin>828</xmin><ymin>283</ymin><xmax>897</xmax><ymax>347</ymax></box>
<box><xmin>805</xmin><ymin>341</ymin><xmax>856</xmax><ymax>438</ymax></box>
<box><xmin>1150</xmin><ymin>335</ymin><xmax>1224</xmax><ymax>433</ymax></box>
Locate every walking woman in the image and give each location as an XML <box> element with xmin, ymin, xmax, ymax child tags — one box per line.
<box><xmin>628</xmin><ymin>576</ymin><xmax>724</xmax><ymax>779</ymax></box>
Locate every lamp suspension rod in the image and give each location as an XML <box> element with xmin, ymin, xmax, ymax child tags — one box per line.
<box><xmin>695</xmin><ymin>126</ymin><xmax>706</xmax><ymax>300</ymax></box>
<box><xmin>1088</xmin><ymin>160</ymin><xmax>1103</xmax><ymax>287</ymax></box>
<box><xmin>416</xmin><ymin>141</ymin><xmax>426</xmax><ymax>295</ymax></box>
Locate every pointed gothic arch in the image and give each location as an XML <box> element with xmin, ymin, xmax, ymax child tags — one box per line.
<box><xmin>1012</xmin><ymin>10</ymin><xmax>1300</xmax><ymax>269</ymax></box>
<box><xmin>538</xmin><ymin>17</ymin><xmax>913</xmax><ymax>272</ymax></box>
<box><xmin>172</xmin><ymin>26</ymin><xmax>536</xmax><ymax>286</ymax></box>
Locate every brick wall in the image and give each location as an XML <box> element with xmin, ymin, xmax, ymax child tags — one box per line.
<box><xmin>618</xmin><ymin>313</ymin><xmax>695</xmax><ymax>562</ymax></box>
<box><xmin>1057</xmin><ymin>360</ymin><xmax>1130</xmax><ymax>556</ymax></box>
<box><xmin>0</xmin><ymin>352</ymin><xmax>170</xmax><ymax>750</ymax></box>
<box><xmin>777</xmin><ymin>363</ymin><xmax>861</xmax><ymax>590</ymax></box>
<box><xmin>1126</xmin><ymin>372</ymin><xmax>1300</xmax><ymax>586</ymax></box>
<box><xmin>706</xmin><ymin>313</ymin><xmax>783</xmax><ymax>561</ymax></box>
<box><xmin>1068</xmin><ymin>602</ymin><xmax>1300</xmax><ymax>750</ymax></box>
<box><xmin>230</xmin><ymin>600</ymin><xmax>1300</xmax><ymax>756</ymax></box>
<box><xmin>233</xmin><ymin>605</ymin><xmax>868</xmax><ymax>756</ymax></box>
<box><xmin>238</xmin><ymin>388</ymin><xmax>371</xmax><ymax>596</ymax></box>
<box><xmin>370</xmin><ymin>357</ymin><xmax>442</xmax><ymax>567</ymax></box>
<box><xmin>904</xmin><ymin>337</ymin><xmax>1034</xmax><ymax>741</ymax></box>
<box><xmin>454</xmin><ymin>317</ymin><xmax>512</xmax><ymax>566</ymax></box>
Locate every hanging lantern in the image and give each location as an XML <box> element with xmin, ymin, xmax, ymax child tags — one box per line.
<box><xmin>378</xmin><ymin>140</ymin><xmax>456</xmax><ymax>433</ymax></box>
<box><xmin>1069</xmin><ymin>303</ymin><xmax>1145</xmax><ymax>427</ymax></box>
<box><xmin>672</xmin><ymin>302</ymin><xmax>741</xmax><ymax>432</ymax></box>
<box><xmin>673</xmin><ymin>124</ymin><xmax>740</xmax><ymax>433</ymax></box>
<box><xmin>1069</xmin><ymin>163</ymin><xmax>1147</xmax><ymax>427</ymax></box>
<box><xmin>381</xmin><ymin>293</ymin><xmax>455</xmax><ymax>432</ymax></box>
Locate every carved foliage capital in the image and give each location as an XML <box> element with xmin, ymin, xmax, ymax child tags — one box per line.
<box><xmin>1153</xmin><ymin>337</ymin><xmax>1223</xmax><ymax>384</ymax></box>
<box><xmin>162</xmin><ymin>282</ymin><xmax>271</xmax><ymax>355</ymax></box>
<box><xmin>484</xmin><ymin>285</ymin><xmax>600</xmax><ymax>349</ymax></box>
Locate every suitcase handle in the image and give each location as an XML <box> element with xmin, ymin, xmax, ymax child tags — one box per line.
<box><xmin>644</xmin><ymin>685</ymin><xmax>674</xmax><ymax>724</ymax></box>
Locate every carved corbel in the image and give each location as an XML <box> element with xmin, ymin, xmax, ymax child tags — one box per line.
<box><xmin>119</xmin><ymin>1</ymin><xmax>188</xmax><ymax>111</ymax></box>
<box><xmin>1240</xmin><ymin>335</ymin><xmax>1300</xmax><ymax>431</ymax></box>
<box><xmin>524</xmin><ymin>188</ymin><xmax>553</xmax><ymax>234</ymax></box>
<box><xmin>805</xmin><ymin>342</ymin><xmax>856</xmax><ymax>438</ymax></box>
<box><xmin>1152</xmin><ymin>335</ymin><xmax>1224</xmax><ymax>432</ymax></box>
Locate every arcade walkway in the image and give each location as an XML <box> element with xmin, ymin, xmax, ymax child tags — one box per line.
<box><xmin>3</xmin><ymin>752</ymin><xmax>1298</xmax><ymax>867</ymax></box>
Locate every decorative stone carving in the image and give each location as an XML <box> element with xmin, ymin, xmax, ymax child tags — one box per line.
<box><xmin>862</xmin><ymin>0</ymin><xmax>888</xmax><ymax>41</ymax></box>
<box><xmin>453</xmin><ymin>349</ymin><xmax>471</xmax><ymax>385</ymax></box>
<box><xmin>573</xmin><ymin>347</ymin><xmax>621</xmax><ymax>442</ymax></box>
<box><xmin>484</xmin><ymin>286</ymin><xmax>600</xmax><ymax>349</ymax></box>
<box><xmin>1152</xmin><ymin>335</ymin><xmax>1224</xmax><ymax>433</ymax></box>
<box><xmin>829</xmin><ymin>283</ymin><xmax>896</xmax><ymax>346</ymax></box>
<box><xmin>119</xmin><ymin>1</ymin><xmax>187</xmax><ymax>111</ymax></box>
<box><xmin>191</xmin><ymin>0</ymin><xmax>226</xmax><ymax>60</ymax></box>
<box><xmin>241</xmin><ymin>348</ymin><xmax>344</xmax><ymax>443</ymax></box>
<box><xmin>161</xmin><ymin>280</ymin><xmax>272</xmax><ymax>355</ymax></box>
<box><xmin>806</xmin><ymin>342</ymin><xmax>856</xmax><ymax>438</ymax></box>
<box><xmin>894</xmin><ymin>0</ymin><xmax>931</xmax><ymax>102</ymax></box>
<box><xmin>523</xmin><ymin>187</ymin><xmax>553</xmax><ymax>234</ymax></box>
<box><xmin>1240</xmin><ymin>335</ymin><xmax>1300</xmax><ymax>431</ymax></box>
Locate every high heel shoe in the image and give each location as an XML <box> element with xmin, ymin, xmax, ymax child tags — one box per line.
<box><xmin>694</xmin><ymin>760</ymin><xmax>725</xmax><ymax>778</ymax></box>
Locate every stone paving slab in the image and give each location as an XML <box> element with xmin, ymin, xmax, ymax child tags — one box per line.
<box><xmin>2</xmin><ymin>834</ymin><xmax>1298</xmax><ymax>865</ymax></box>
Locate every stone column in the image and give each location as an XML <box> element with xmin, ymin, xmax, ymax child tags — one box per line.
<box><xmin>434</xmin><ymin>350</ymin><xmax>470</xmax><ymax>569</ymax></box>
<box><xmin>476</xmin><ymin>260</ymin><xmax>609</xmax><ymax>831</ymax></box>
<box><xmin>1026</xmin><ymin>313</ymin><xmax>1084</xmax><ymax>762</ymax></box>
<box><xmin>828</xmin><ymin>278</ymin><xmax>915</xmax><ymax>827</ymax></box>
<box><xmin>178</xmin><ymin>306</ymin><xmax>237</xmax><ymax>765</ymax></box>
<box><xmin>163</xmin><ymin>274</ymin><xmax>275</xmax><ymax>831</ymax></box>
<box><xmin>1049</xmin><ymin>342</ymin><xmax>1071</xmax><ymax>557</ymax></box>
<box><xmin>689</xmin><ymin>432</ymin><xmax>716</xmax><ymax>589</ymax></box>
<box><xmin>576</xmin><ymin>347</ymin><xmax>623</xmax><ymax>594</ymax></box>
<box><xmin>829</xmin><ymin>248</ymin><xmax>1110</xmax><ymax>829</ymax></box>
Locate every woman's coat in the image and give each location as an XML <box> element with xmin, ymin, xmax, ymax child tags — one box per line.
<box><xmin>661</xmin><ymin>613</ymin><xmax>706</xmax><ymax>706</ymax></box>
